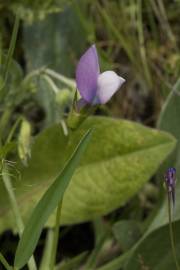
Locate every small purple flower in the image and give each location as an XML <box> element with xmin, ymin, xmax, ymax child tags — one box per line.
<box><xmin>164</xmin><ymin>167</ymin><xmax>176</xmax><ymax>206</ymax></box>
<box><xmin>76</xmin><ymin>44</ymin><xmax>125</xmax><ymax>106</ymax></box>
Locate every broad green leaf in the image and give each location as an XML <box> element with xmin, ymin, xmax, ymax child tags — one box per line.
<box><xmin>125</xmin><ymin>220</ymin><xmax>180</xmax><ymax>270</ymax></box>
<box><xmin>0</xmin><ymin>116</ymin><xmax>176</xmax><ymax>232</ymax></box>
<box><xmin>14</xmin><ymin>129</ymin><xmax>92</xmax><ymax>269</ymax></box>
<box><xmin>57</xmin><ymin>117</ymin><xmax>176</xmax><ymax>225</ymax></box>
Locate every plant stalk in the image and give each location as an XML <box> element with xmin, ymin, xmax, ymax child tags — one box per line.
<box><xmin>39</xmin><ymin>229</ymin><xmax>54</xmax><ymax>270</ymax></box>
<box><xmin>1</xmin><ymin>15</ymin><xmax>20</xmax><ymax>91</ymax></box>
<box><xmin>167</xmin><ymin>191</ymin><xmax>180</xmax><ymax>270</ymax></box>
<box><xmin>49</xmin><ymin>201</ymin><xmax>62</xmax><ymax>270</ymax></box>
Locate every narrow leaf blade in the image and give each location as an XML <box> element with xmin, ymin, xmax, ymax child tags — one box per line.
<box><xmin>14</xmin><ymin>129</ymin><xmax>92</xmax><ymax>269</ymax></box>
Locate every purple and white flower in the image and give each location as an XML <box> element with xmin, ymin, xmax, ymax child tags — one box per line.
<box><xmin>76</xmin><ymin>44</ymin><xmax>125</xmax><ymax>106</ymax></box>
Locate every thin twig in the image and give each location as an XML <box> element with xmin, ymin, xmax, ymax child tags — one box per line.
<box><xmin>167</xmin><ymin>191</ymin><xmax>180</xmax><ymax>270</ymax></box>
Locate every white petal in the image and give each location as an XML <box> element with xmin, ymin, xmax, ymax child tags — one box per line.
<box><xmin>96</xmin><ymin>71</ymin><xmax>125</xmax><ymax>104</ymax></box>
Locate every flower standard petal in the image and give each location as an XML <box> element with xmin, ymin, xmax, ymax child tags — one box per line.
<box><xmin>96</xmin><ymin>71</ymin><xmax>125</xmax><ymax>104</ymax></box>
<box><xmin>76</xmin><ymin>45</ymin><xmax>100</xmax><ymax>103</ymax></box>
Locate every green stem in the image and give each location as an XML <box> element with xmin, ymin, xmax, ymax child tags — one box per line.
<box><xmin>137</xmin><ymin>0</ymin><xmax>152</xmax><ymax>89</ymax></box>
<box><xmin>45</xmin><ymin>69</ymin><xmax>75</xmax><ymax>89</ymax></box>
<box><xmin>6</xmin><ymin>116</ymin><xmax>23</xmax><ymax>144</ymax></box>
<box><xmin>0</xmin><ymin>252</ymin><xmax>13</xmax><ymax>270</ymax></box>
<box><xmin>42</xmin><ymin>74</ymin><xmax>59</xmax><ymax>94</ymax></box>
<box><xmin>2</xmin><ymin>165</ymin><xmax>37</xmax><ymax>270</ymax></box>
<box><xmin>39</xmin><ymin>229</ymin><xmax>54</xmax><ymax>270</ymax></box>
<box><xmin>21</xmin><ymin>67</ymin><xmax>45</xmax><ymax>85</ymax></box>
<box><xmin>0</xmin><ymin>109</ymin><xmax>12</xmax><ymax>139</ymax></box>
<box><xmin>49</xmin><ymin>201</ymin><xmax>62</xmax><ymax>270</ymax></box>
<box><xmin>167</xmin><ymin>191</ymin><xmax>180</xmax><ymax>270</ymax></box>
<box><xmin>157</xmin><ymin>0</ymin><xmax>177</xmax><ymax>47</ymax></box>
<box><xmin>3</xmin><ymin>15</ymin><xmax>20</xmax><ymax>86</ymax></box>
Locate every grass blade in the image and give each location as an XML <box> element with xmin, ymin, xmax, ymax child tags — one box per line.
<box><xmin>14</xmin><ymin>129</ymin><xmax>92</xmax><ymax>269</ymax></box>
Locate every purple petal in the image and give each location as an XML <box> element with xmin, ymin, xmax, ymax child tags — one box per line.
<box><xmin>96</xmin><ymin>71</ymin><xmax>125</xmax><ymax>104</ymax></box>
<box><xmin>76</xmin><ymin>45</ymin><xmax>100</xmax><ymax>103</ymax></box>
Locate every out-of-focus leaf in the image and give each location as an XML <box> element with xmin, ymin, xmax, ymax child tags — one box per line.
<box><xmin>36</xmin><ymin>77</ymin><xmax>59</xmax><ymax>126</ymax></box>
<box><xmin>14</xmin><ymin>129</ymin><xmax>92</xmax><ymax>269</ymax></box>
<box><xmin>23</xmin><ymin>6</ymin><xmax>88</xmax><ymax>125</ymax></box>
<box><xmin>18</xmin><ymin>119</ymin><xmax>31</xmax><ymax>165</ymax></box>
<box><xmin>36</xmin><ymin>74</ymin><xmax>74</xmax><ymax>126</ymax></box>
<box><xmin>125</xmin><ymin>220</ymin><xmax>180</xmax><ymax>270</ymax></box>
<box><xmin>23</xmin><ymin>7</ymin><xmax>87</xmax><ymax>76</ymax></box>
<box><xmin>112</xmin><ymin>220</ymin><xmax>142</xmax><ymax>251</ymax></box>
<box><xmin>0</xmin><ymin>116</ymin><xmax>176</xmax><ymax>232</ymax></box>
